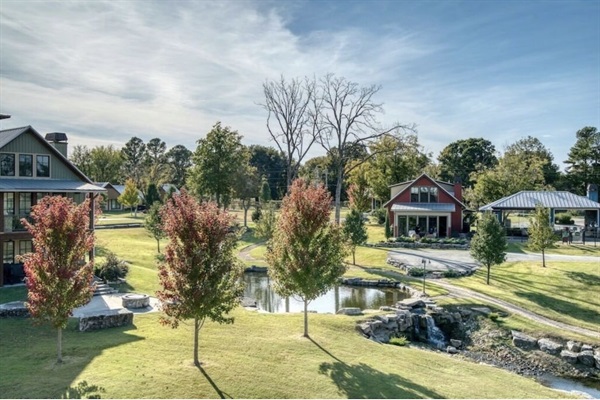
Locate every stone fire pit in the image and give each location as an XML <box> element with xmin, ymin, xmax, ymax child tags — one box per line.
<box><xmin>122</xmin><ymin>294</ymin><xmax>150</xmax><ymax>309</ymax></box>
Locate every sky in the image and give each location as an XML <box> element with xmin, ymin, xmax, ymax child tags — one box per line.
<box><xmin>0</xmin><ymin>0</ymin><xmax>598</xmax><ymax>171</ymax></box>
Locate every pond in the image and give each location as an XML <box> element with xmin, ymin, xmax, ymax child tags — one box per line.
<box><xmin>537</xmin><ymin>374</ymin><xmax>600</xmax><ymax>399</ymax></box>
<box><xmin>243</xmin><ymin>272</ymin><xmax>410</xmax><ymax>313</ymax></box>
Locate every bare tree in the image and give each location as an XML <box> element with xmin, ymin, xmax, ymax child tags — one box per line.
<box><xmin>261</xmin><ymin>76</ymin><xmax>320</xmax><ymax>192</ymax></box>
<box><xmin>317</xmin><ymin>74</ymin><xmax>413</xmax><ymax>223</ymax></box>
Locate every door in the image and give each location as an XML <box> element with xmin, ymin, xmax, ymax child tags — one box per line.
<box><xmin>439</xmin><ymin>216</ymin><xmax>448</xmax><ymax>238</ymax></box>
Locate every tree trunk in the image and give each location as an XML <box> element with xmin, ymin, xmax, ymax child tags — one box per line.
<box><xmin>243</xmin><ymin>204</ymin><xmax>248</xmax><ymax>227</ymax></box>
<box><xmin>303</xmin><ymin>299</ymin><xmax>309</xmax><ymax>338</ymax></box>
<box><xmin>334</xmin><ymin>166</ymin><xmax>343</xmax><ymax>225</ymax></box>
<box><xmin>193</xmin><ymin>317</ymin><xmax>200</xmax><ymax>367</ymax></box>
<box><xmin>542</xmin><ymin>249</ymin><xmax>546</xmax><ymax>268</ymax></box>
<box><xmin>57</xmin><ymin>327</ymin><xmax>63</xmax><ymax>363</ymax></box>
<box><xmin>157</xmin><ymin>239</ymin><xmax>160</xmax><ymax>253</ymax></box>
<box><xmin>486</xmin><ymin>264</ymin><xmax>490</xmax><ymax>285</ymax></box>
<box><xmin>352</xmin><ymin>249</ymin><xmax>356</xmax><ymax>265</ymax></box>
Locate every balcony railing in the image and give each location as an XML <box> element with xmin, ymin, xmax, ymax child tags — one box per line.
<box><xmin>2</xmin><ymin>214</ymin><xmax>33</xmax><ymax>233</ymax></box>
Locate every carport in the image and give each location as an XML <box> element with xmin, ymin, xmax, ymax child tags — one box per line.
<box><xmin>479</xmin><ymin>190</ymin><xmax>600</xmax><ymax>233</ymax></box>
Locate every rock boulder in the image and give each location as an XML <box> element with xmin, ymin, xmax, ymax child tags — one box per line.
<box><xmin>511</xmin><ymin>331</ymin><xmax>538</xmax><ymax>350</ymax></box>
<box><xmin>578</xmin><ymin>350</ymin><xmax>595</xmax><ymax>367</ymax></box>
<box><xmin>537</xmin><ymin>338</ymin><xmax>563</xmax><ymax>355</ymax></box>
<box><xmin>336</xmin><ymin>307</ymin><xmax>362</xmax><ymax>316</ymax></box>
<box><xmin>559</xmin><ymin>350</ymin><xmax>579</xmax><ymax>364</ymax></box>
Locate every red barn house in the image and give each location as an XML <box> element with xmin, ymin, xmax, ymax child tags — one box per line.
<box><xmin>383</xmin><ymin>173</ymin><xmax>468</xmax><ymax>238</ymax></box>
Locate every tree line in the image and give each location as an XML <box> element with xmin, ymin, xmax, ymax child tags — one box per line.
<box><xmin>71</xmin><ymin>74</ymin><xmax>599</xmax><ymax>217</ymax></box>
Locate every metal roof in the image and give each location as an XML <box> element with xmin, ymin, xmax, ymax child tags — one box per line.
<box><xmin>0</xmin><ymin>126</ymin><xmax>30</xmax><ymax>148</ymax></box>
<box><xmin>112</xmin><ymin>185</ymin><xmax>126</xmax><ymax>194</ymax></box>
<box><xmin>0</xmin><ymin>179</ymin><xmax>106</xmax><ymax>193</ymax></box>
<box><xmin>161</xmin><ymin>184</ymin><xmax>180</xmax><ymax>194</ymax></box>
<box><xmin>479</xmin><ymin>191</ymin><xmax>600</xmax><ymax>211</ymax></box>
<box><xmin>390</xmin><ymin>203</ymin><xmax>456</xmax><ymax>212</ymax></box>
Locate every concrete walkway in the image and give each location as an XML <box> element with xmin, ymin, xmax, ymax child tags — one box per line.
<box><xmin>72</xmin><ymin>293</ymin><xmax>161</xmax><ymax>317</ymax></box>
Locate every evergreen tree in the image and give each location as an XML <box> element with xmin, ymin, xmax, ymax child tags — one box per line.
<box><xmin>564</xmin><ymin>126</ymin><xmax>600</xmax><ymax>195</ymax></box>
<box><xmin>145</xmin><ymin>183</ymin><xmax>161</xmax><ymax>207</ymax></box>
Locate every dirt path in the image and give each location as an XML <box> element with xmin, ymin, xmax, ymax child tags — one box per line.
<box><xmin>430</xmin><ymin>279</ymin><xmax>600</xmax><ymax>339</ymax></box>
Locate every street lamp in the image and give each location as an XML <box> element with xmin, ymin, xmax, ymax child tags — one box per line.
<box><xmin>421</xmin><ymin>258</ymin><xmax>430</xmax><ymax>295</ymax></box>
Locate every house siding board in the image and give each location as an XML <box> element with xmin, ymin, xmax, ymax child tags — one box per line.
<box><xmin>1</xmin><ymin>130</ymin><xmax>80</xmax><ymax>180</ymax></box>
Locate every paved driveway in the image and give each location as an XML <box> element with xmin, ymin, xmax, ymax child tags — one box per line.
<box><xmin>72</xmin><ymin>293</ymin><xmax>161</xmax><ymax>317</ymax></box>
<box><xmin>387</xmin><ymin>248</ymin><xmax>600</xmax><ymax>273</ymax></box>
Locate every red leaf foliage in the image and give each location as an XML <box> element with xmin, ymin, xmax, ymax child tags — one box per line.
<box><xmin>21</xmin><ymin>195</ymin><xmax>99</xmax><ymax>328</ymax></box>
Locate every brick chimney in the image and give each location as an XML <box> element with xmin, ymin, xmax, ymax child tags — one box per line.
<box><xmin>45</xmin><ymin>132</ymin><xmax>68</xmax><ymax>158</ymax></box>
<box><xmin>453</xmin><ymin>177</ymin><xmax>463</xmax><ymax>202</ymax></box>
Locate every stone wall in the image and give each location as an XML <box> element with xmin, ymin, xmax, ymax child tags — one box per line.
<box><xmin>511</xmin><ymin>331</ymin><xmax>600</xmax><ymax>370</ymax></box>
<box><xmin>0</xmin><ymin>301</ymin><xmax>29</xmax><ymax>318</ymax></box>
<box><xmin>78</xmin><ymin>309</ymin><xmax>133</xmax><ymax>332</ymax></box>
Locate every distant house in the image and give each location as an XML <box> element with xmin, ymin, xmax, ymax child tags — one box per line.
<box><xmin>95</xmin><ymin>182</ymin><xmax>144</xmax><ymax>211</ymax></box>
<box><xmin>159</xmin><ymin>183</ymin><xmax>179</xmax><ymax>200</ymax></box>
<box><xmin>383</xmin><ymin>173</ymin><xmax>468</xmax><ymax>238</ymax></box>
<box><xmin>1</xmin><ymin>126</ymin><xmax>105</xmax><ymax>286</ymax></box>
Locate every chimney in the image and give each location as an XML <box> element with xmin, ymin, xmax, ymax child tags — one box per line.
<box><xmin>588</xmin><ymin>184</ymin><xmax>599</xmax><ymax>203</ymax></box>
<box><xmin>453</xmin><ymin>176</ymin><xmax>463</xmax><ymax>202</ymax></box>
<box><xmin>45</xmin><ymin>132</ymin><xmax>68</xmax><ymax>158</ymax></box>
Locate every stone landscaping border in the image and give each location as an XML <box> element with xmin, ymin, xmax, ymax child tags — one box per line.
<box><xmin>366</xmin><ymin>242</ymin><xmax>470</xmax><ymax>250</ymax></box>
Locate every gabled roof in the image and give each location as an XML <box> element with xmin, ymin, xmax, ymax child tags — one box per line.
<box><xmin>0</xmin><ymin>125</ymin><xmax>93</xmax><ymax>184</ymax></box>
<box><xmin>479</xmin><ymin>191</ymin><xmax>600</xmax><ymax>211</ymax></box>
<box><xmin>161</xmin><ymin>184</ymin><xmax>180</xmax><ymax>194</ymax></box>
<box><xmin>384</xmin><ymin>173</ymin><xmax>467</xmax><ymax>209</ymax></box>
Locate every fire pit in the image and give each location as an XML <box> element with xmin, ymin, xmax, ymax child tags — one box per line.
<box><xmin>121</xmin><ymin>294</ymin><xmax>150</xmax><ymax>309</ymax></box>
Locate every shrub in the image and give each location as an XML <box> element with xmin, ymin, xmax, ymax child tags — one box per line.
<box><xmin>389</xmin><ymin>336</ymin><xmax>410</xmax><ymax>346</ymax></box>
<box><xmin>251</xmin><ymin>207</ymin><xmax>262</xmax><ymax>222</ymax></box>
<box><xmin>94</xmin><ymin>251</ymin><xmax>128</xmax><ymax>283</ymax></box>
<box><xmin>408</xmin><ymin>267</ymin><xmax>425</xmax><ymax>277</ymax></box>
<box><xmin>396</xmin><ymin>236</ymin><xmax>415</xmax><ymax>243</ymax></box>
<box><xmin>372</xmin><ymin>208</ymin><xmax>387</xmax><ymax>225</ymax></box>
<box><xmin>489</xmin><ymin>312</ymin><xmax>499</xmax><ymax>322</ymax></box>
<box><xmin>555</xmin><ymin>213</ymin><xmax>573</xmax><ymax>224</ymax></box>
<box><xmin>443</xmin><ymin>270</ymin><xmax>460</xmax><ymax>278</ymax></box>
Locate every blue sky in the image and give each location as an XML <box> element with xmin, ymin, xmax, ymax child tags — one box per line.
<box><xmin>0</xmin><ymin>0</ymin><xmax>598</xmax><ymax>170</ymax></box>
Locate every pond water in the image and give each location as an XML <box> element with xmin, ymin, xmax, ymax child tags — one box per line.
<box><xmin>537</xmin><ymin>374</ymin><xmax>600</xmax><ymax>399</ymax></box>
<box><xmin>243</xmin><ymin>272</ymin><xmax>410</xmax><ymax>313</ymax></box>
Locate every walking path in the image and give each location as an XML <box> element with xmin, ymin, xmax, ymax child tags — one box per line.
<box><xmin>387</xmin><ymin>248</ymin><xmax>600</xmax><ymax>339</ymax></box>
<box><xmin>239</xmin><ymin>242</ymin><xmax>264</xmax><ymax>263</ymax></box>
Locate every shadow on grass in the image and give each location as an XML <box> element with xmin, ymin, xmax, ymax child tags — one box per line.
<box><xmin>0</xmin><ymin>318</ymin><xmax>143</xmax><ymax>398</ymax></box>
<box><xmin>310</xmin><ymin>337</ymin><xmax>442</xmax><ymax>399</ymax></box>
<box><xmin>197</xmin><ymin>366</ymin><xmax>232</xmax><ymax>399</ymax></box>
<box><xmin>507</xmin><ymin>243</ymin><xmax>527</xmax><ymax>254</ymax></box>
<box><xmin>514</xmin><ymin>291</ymin><xmax>600</xmax><ymax>325</ymax></box>
<box><xmin>564</xmin><ymin>271</ymin><xmax>600</xmax><ymax>286</ymax></box>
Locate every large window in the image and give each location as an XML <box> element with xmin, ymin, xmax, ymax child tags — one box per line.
<box><xmin>0</xmin><ymin>153</ymin><xmax>15</xmax><ymax>176</ymax></box>
<box><xmin>3</xmin><ymin>193</ymin><xmax>14</xmax><ymax>215</ymax></box>
<box><xmin>19</xmin><ymin>193</ymin><xmax>32</xmax><ymax>215</ymax></box>
<box><xmin>19</xmin><ymin>240</ymin><xmax>32</xmax><ymax>256</ymax></box>
<box><xmin>410</xmin><ymin>186</ymin><xmax>439</xmax><ymax>203</ymax></box>
<box><xmin>19</xmin><ymin>154</ymin><xmax>33</xmax><ymax>177</ymax></box>
<box><xmin>36</xmin><ymin>155</ymin><xmax>50</xmax><ymax>177</ymax></box>
<box><xmin>3</xmin><ymin>241</ymin><xmax>14</xmax><ymax>264</ymax></box>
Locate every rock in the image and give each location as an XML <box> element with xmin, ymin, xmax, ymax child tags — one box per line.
<box><xmin>78</xmin><ymin>309</ymin><xmax>133</xmax><ymax>332</ymax></box>
<box><xmin>471</xmin><ymin>307</ymin><xmax>492</xmax><ymax>316</ymax></box>
<box><xmin>0</xmin><ymin>301</ymin><xmax>29</xmax><ymax>318</ymax></box>
<box><xmin>593</xmin><ymin>354</ymin><xmax>600</xmax><ymax>370</ymax></box>
<box><xmin>566</xmin><ymin>341</ymin><xmax>582</xmax><ymax>352</ymax></box>
<box><xmin>398</xmin><ymin>298</ymin><xmax>426</xmax><ymax>309</ymax></box>
<box><xmin>459</xmin><ymin>309</ymin><xmax>472</xmax><ymax>318</ymax></box>
<box><xmin>379</xmin><ymin>306</ymin><xmax>393</xmax><ymax>311</ymax></box>
<box><xmin>336</xmin><ymin>307</ymin><xmax>362</xmax><ymax>316</ymax></box>
<box><xmin>450</xmin><ymin>339</ymin><xmax>463</xmax><ymax>348</ymax></box>
<box><xmin>537</xmin><ymin>338</ymin><xmax>563</xmax><ymax>355</ymax></box>
<box><xmin>452</xmin><ymin>312</ymin><xmax>462</xmax><ymax>322</ymax></box>
<box><xmin>447</xmin><ymin>346</ymin><xmax>459</xmax><ymax>354</ymax></box>
<box><xmin>560</xmin><ymin>350</ymin><xmax>579</xmax><ymax>364</ymax></box>
<box><xmin>581</xmin><ymin>344</ymin><xmax>593</xmax><ymax>352</ymax></box>
<box><xmin>121</xmin><ymin>294</ymin><xmax>150</xmax><ymax>309</ymax></box>
<box><xmin>385</xmin><ymin>314</ymin><xmax>399</xmax><ymax>322</ymax></box>
<box><xmin>511</xmin><ymin>331</ymin><xmax>538</xmax><ymax>350</ymax></box>
<box><xmin>356</xmin><ymin>323</ymin><xmax>372</xmax><ymax>336</ymax></box>
<box><xmin>577</xmin><ymin>350</ymin><xmax>595</xmax><ymax>367</ymax></box>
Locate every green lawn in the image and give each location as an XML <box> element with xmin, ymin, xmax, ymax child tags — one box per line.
<box><xmin>97</xmin><ymin>209</ymin><xmax>145</xmax><ymax>225</ymax></box>
<box><xmin>508</xmin><ymin>241</ymin><xmax>600</xmax><ymax>256</ymax></box>
<box><xmin>450</xmin><ymin>260</ymin><xmax>600</xmax><ymax>333</ymax></box>
<box><xmin>0</xmin><ymin>309</ymin><xmax>568</xmax><ymax>399</ymax></box>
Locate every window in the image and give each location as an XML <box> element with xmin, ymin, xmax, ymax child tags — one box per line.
<box><xmin>3</xmin><ymin>193</ymin><xmax>15</xmax><ymax>215</ymax></box>
<box><xmin>410</xmin><ymin>186</ymin><xmax>439</xmax><ymax>203</ymax></box>
<box><xmin>3</xmin><ymin>241</ymin><xmax>14</xmax><ymax>264</ymax></box>
<box><xmin>36</xmin><ymin>155</ymin><xmax>50</xmax><ymax>177</ymax></box>
<box><xmin>0</xmin><ymin>153</ymin><xmax>15</xmax><ymax>176</ymax></box>
<box><xmin>410</xmin><ymin>187</ymin><xmax>419</xmax><ymax>202</ymax></box>
<box><xmin>19</xmin><ymin>240</ymin><xmax>32</xmax><ymax>255</ymax></box>
<box><xmin>19</xmin><ymin>154</ymin><xmax>33</xmax><ymax>177</ymax></box>
<box><xmin>420</xmin><ymin>187</ymin><xmax>429</xmax><ymax>202</ymax></box>
<box><xmin>19</xmin><ymin>193</ymin><xmax>32</xmax><ymax>215</ymax></box>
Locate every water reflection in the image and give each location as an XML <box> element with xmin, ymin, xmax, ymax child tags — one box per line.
<box><xmin>243</xmin><ymin>272</ymin><xmax>410</xmax><ymax>313</ymax></box>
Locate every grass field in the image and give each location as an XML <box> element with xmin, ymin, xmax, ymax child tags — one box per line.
<box><xmin>0</xmin><ymin>309</ymin><xmax>568</xmax><ymax>399</ymax></box>
<box><xmin>450</xmin><ymin>260</ymin><xmax>600</xmax><ymax>333</ymax></box>
<box><xmin>507</xmin><ymin>241</ymin><xmax>600</xmax><ymax>256</ymax></box>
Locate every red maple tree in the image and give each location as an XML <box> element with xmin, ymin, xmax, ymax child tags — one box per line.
<box><xmin>21</xmin><ymin>195</ymin><xmax>99</xmax><ymax>363</ymax></box>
